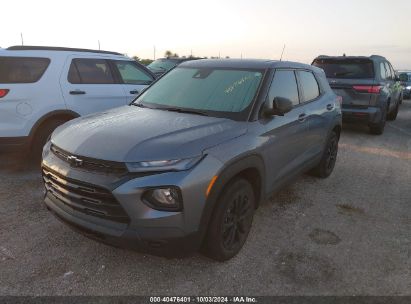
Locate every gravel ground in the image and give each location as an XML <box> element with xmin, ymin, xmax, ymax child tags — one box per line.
<box><xmin>0</xmin><ymin>101</ymin><xmax>410</xmax><ymax>296</ymax></box>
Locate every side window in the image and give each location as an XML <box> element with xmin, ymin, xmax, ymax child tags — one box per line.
<box><xmin>268</xmin><ymin>70</ymin><xmax>299</xmax><ymax>106</ymax></box>
<box><xmin>380</xmin><ymin>62</ymin><xmax>388</xmax><ymax>80</ymax></box>
<box><xmin>68</xmin><ymin>59</ymin><xmax>115</xmax><ymax>84</ymax></box>
<box><xmin>297</xmin><ymin>71</ymin><xmax>320</xmax><ymax>102</ymax></box>
<box><xmin>0</xmin><ymin>57</ymin><xmax>50</xmax><ymax>83</ymax></box>
<box><xmin>388</xmin><ymin>63</ymin><xmax>396</xmax><ymax>80</ymax></box>
<box><xmin>384</xmin><ymin>62</ymin><xmax>393</xmax><ymax>80</ymax></box>
<box><xmin>113</xmin><ymin>61</ymin><xmax>153</xmax><ymax>85</ymax></box>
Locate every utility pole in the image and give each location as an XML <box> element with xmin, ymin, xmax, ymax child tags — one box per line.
<box><xmin>20</xmin><ymin>33</ymin><xmax>24</xmax><ymax>46</ymax></box>
<box><xmin>98</xmin><ymin>40</ymin><xmax>100</xmax><ymax>50</ymax></box>
<box><xmin>280</xmin><ymin>44</ymin><xmax>286</xmax><ymax>61</ymax></box>
<box><xmin>153</xmin><ymin>45</ymin><xmax>156</xmax><ymax>60</ymax></box>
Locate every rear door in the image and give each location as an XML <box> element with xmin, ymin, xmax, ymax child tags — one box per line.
<box><xmin>110</xmin><ymin>60</ymin><xmax>155</xmax><ymax>103</ymax></box>
<box><xmin>383</xmin><ymin>61</ymin><xmax>396</xmax><ymax>111</ymax></box>
<box><xmin>60</xmin><ymin>57</ymin><xmax>127</xmax><ymax>116</ymax></box>
<box><xmin>312</xmin><ymin>58</ymin><xmax>376</xmax><ymax>108</ymax></box>
<box><xmin>295</xmin><ymin>70</ymin><xmax>330</xmax><ymax>159</ymax></box>
<box><xmin>386</xmin><ymin>62</ymin><xmax>402</xmax><ymax>106</ymax></box>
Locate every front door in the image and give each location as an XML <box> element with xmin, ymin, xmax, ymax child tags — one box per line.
<box><xmin>259</xmin><ymin>69</ymin><xmax>311</xmax><ymax>193</ymax></box>
<box><xmin>110</xmin><ymin>60</ymin><xmax>155</xmax><ymax>103</ymax></box>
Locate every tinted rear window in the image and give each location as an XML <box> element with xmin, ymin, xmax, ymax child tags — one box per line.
<box><xmin>313</xmin><ymin>59</ymin><xmax>374</xmax><ymax>79</ymax></box>
<box><xmin>68</xmin><ymin>59</ymin><xmax>115</xmax><ymax>84</ymax></box>
<box><xmin>0</xmin><ymin>57</ymin><xmax>50</xmax><ymax>83</ymax></box>
<box><xmin>298</xmin><ymin>71</ymin><xmax>320</xmax><ymax>102</ymax></box>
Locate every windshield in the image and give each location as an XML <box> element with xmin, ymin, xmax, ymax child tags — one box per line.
<box><xmin>135</xmin><ymin>67</ymin><xmax>264</xmax><ymax>120</ymax></box>
<box><xmin>313</xmin><ymin>59</ymin><xmax>374</xmax><ymax>79</ymax></box>
<box><xmin>147</xmin><ymin>59</ymin><xmax>178</xmax><ymax>71</ymax></box>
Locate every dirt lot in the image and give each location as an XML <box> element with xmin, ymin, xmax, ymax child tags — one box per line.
<box><xmin>0</xmin><ymin>101</ymin><xmax>410</xmax><ymax>296</ymax></box>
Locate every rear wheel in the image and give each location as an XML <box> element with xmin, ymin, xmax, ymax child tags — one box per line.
<box><xmin>369</xmin><ymin>106</ymin><xmax>386</xmax><ymax>135</ymax></box>
<box><xmin>30</xmin><ymin>118</ymin><xmax>67</xmax><ymax>162</ymax></box>
<box><xmin>203</xmin><ymin>178</ymin><xmax>255</xmax><ymax>261</ymax></box>
<box><xmin>310</xmin><ymin>131</ymin><xmax>339</xmax><ymax>178</ymax></box>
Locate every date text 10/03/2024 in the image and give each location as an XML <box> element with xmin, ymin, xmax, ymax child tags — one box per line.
<box><xmin>149</xmin><ymin>297</ymin><xmax>257</xmax><ymax>303</ymax></box>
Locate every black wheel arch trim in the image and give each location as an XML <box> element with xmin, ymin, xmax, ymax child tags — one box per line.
<box><xmin>198</xmin><ymin>154</ymin><xmax>266</xmax><ymax>245</ymax></box>
<box><xmin>28</xmin><ymin>109</ymin><xmax>80</xmax><ymax>145</ymax></box>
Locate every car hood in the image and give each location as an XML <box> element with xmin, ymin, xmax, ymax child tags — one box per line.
<box><xmin>51</xmin><ymin>105</ymin><xmax>247</xmax><ymax>162</ymax></box>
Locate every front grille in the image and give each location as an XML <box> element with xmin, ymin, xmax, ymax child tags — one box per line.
<box><xmin>42</xmin><ymin>166</ymin><xmax>130</xmax><ymax>224</ymax></box>
<box><xmin>50</xmin><ymin>144</ymin><xmax>128</xmax><ymax>175</ymax></box>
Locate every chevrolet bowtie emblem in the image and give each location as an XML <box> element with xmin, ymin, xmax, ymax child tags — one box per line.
<box><xmin>66</xmin><ymin>155</ymin><xmax>84</xmax><ymax>167</ymax></box>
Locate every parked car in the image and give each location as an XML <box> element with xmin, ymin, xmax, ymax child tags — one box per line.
<box><xmin>399</xmin><ymin>72</ymin><xmax>411</xmax><ymax>99</ymax></box>
<box><xmin>0</xmin><ymin>46</ymin><xmax>156</xmax><ymax>156</ymax></box>
<box><xmin>147</xmin><ymin>57</ymin><xmax>200</xmax><ymax>77</ymax></box>
<box><xmin>312</xmin><ymin>55</ymin><xmax>402</xmax><ymax>135</ymax></box>
<box><xmin>42</xmin><ymin>59</ymin><xmax>342</xmax><ymax>261</ymax></box>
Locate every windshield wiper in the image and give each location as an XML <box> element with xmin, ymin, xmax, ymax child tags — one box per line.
<box><xmin>132</xmin><ymin>103</ymin><xmax>155</xmax><ymax>109</ymax></box>
<box><xmin>133</xmin><ymin>103</ymin><xmax>146</xmax><ymax>108</ymax></box>
<box><xmin>157</xmin><ymin>107</ymin><xmax>210</xmax><ymax>116</ymax></box>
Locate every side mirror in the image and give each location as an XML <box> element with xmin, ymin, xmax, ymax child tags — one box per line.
<box><xmin>264</xmin><ymin>97</ymin><xmax>293</xmax><ymax>117</ymax></box>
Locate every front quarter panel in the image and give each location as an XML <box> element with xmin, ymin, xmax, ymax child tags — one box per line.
<box><xmin>112</xmin><ymin>154</ymin><xmax>224</xmax><ymax>235</ymax></box>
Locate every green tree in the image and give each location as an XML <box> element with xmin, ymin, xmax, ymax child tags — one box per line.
<box><xmin>140</xmin><ymin>59</ymin><xmax>154</xmax><ymax>66</ymax></box>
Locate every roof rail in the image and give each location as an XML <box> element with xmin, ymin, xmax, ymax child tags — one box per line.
<box><xmin>6</xmin><ymin>45</ymin><xmax>123</xmax><ymax>56</ymax></box>
<box><xmin>370</xmin><ymin>54</ymin><xmax>386</xmax><ymax>60</ymax></box>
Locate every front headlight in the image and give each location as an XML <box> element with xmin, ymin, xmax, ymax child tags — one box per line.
<box><xmin>126</xmin><ymin>155</ymin><xmax>203</xmax><ymax>172</ymax></box>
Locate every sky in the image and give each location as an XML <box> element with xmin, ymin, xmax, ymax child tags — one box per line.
<box><xmin>1</xmin><ymin>0</ymin><xmax>411</xmax><ymax>69</ymax></box>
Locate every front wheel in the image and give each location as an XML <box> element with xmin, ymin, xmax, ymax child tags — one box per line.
<box><xmin>203</xmin><ymin>178</ymin><xmax>255</xmax><ymax>261</ymax></box>
<box><xmin>310</xmin><ymin>131</ymin><xmax>339</xmax><ymax>178</ymax></box>
<box><xmin>387</xmin><ymin>100</ymin><xmax>400</xmax><ymax>121</ymax></box>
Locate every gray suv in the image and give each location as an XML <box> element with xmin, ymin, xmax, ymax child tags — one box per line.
<box><xmin>42</xmin><ymin>59</ymin><xmax>342</xmax><ymax>261</ymax></box>
<box><xmin>313</xmin><ymin>55</ymin><xmax>403</xmax><ymax>135</ymax></box>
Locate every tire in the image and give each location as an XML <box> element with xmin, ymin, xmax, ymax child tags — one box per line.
<box><xmin>30</xmin><ymin>118</ymin><xmax>67</xmax><ymax>162</ymax></box>
<box><xmin>387</xmin><ymin>100</ymin><xmax>399</xmax><ymax>121</ymax></box>
<box><xmin>203</xmin><ymin>178</ymin><xmax>255</xmax><ymax>261</ymax></box>
<box><xmin>369</xmin><ymin>106</ymin><xmax>386</xmax><ymax>135</ymax></box>
<box><xmin>310</xmin><ymin>131</ymin><xmax>339</xmax><ymax>179</ymax></box>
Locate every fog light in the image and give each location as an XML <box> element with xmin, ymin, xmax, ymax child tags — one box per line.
<box><xmin>142</xmin><ymin>187</ymin><xmax>183</xmax><ymax>211</ymax></box>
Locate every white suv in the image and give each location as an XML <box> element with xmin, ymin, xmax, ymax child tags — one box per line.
<box><xmin>0</xmin><ymin>46</ymin><xmax>156</xmax><ymax>156</ymax></box>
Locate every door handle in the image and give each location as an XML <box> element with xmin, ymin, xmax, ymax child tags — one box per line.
<box><xmin>70</xmin><ymin>90</ymin><xmax>86</xmax><ymax>95</ymax></box>
<box><xmin>326</xmin><ymin>104</ymin><xmax>334</xmax><ymax>111</ymax></box>
<box><xmin>130</xmin><ymin>90</ymin><xmax>139</xmax><ymax>95</ymax></box>
<box><xmin>298</xmin><ymin>113</ymin><xmax>307</xmax><ymax>122</ymax></box>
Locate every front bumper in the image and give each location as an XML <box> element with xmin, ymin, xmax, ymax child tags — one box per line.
<box><xmin>44</xmin><ymin>194</ymin><xmax>201</xmax><ymax>256</ymax></box>
<box><xmin>41</xmin><ymin>145</ymin><xmax>223</xmax><ymax>256</ymax></box>
<box><xmin>341</xmin><ymin>106</ymin><xmax>382</xmax><ymax>124</ymax></box>
<box><xmin>0</xmin><ymin>136</ymin><xmax>29</xmax><ymax>152</ymax></box>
